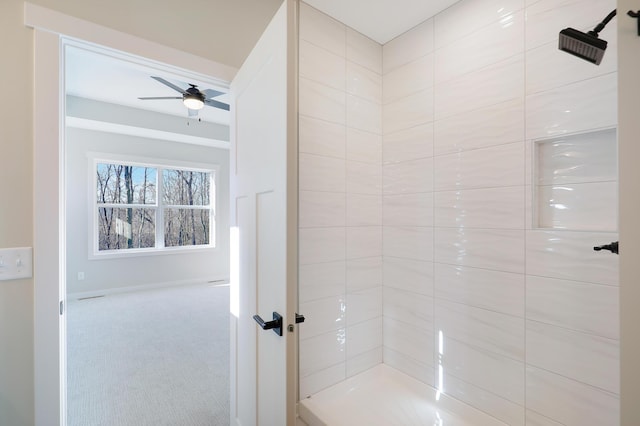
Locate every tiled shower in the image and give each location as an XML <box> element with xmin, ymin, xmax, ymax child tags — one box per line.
<box><xmin>298</xmin><ymin>0</ymin><xmax>620</xmax><ymax>424</ymax></box>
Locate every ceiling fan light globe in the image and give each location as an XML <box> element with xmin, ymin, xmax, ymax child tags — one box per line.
<box><xmin>183</xmin><ymin>95</ymin><xmax>204</xmax><ymax>110</ymax></box>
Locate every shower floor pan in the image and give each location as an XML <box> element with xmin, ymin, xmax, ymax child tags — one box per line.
<box><xmin>298</xmin><ymin>364</ymin><xmax>507</xmax><ymax>426</ymax></box>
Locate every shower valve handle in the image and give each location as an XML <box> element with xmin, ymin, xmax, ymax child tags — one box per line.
<box><xmin>593</xmin><ymin>241</ymin><xmax>619</xmax><ymax>255</ymax></box>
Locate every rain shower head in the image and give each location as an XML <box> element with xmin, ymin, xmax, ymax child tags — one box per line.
<box><xmin>558</xmin><ymin>28</ymin><xmax>608</xmax><ymax>65</ymax></box>
<box><xmin>558</xmin><ymin>9</ymin><xmax>616</xmax><ymax>65</ymax></box>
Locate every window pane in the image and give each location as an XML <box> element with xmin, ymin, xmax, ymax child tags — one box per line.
<box><xmin>97</xmin><ymin>207</ymin><xmax>155</xmax><ymax>250</ymax></box>
<box><xmin>96</xmin><ymin>164</ymin><xmax>157</xmax><ymax>204</ymax></box>
<box><xmin>162</xmin><ymin>169</ymin><xmax>211</xmax><ymax>206</ymax></box>
<box><xmin>164</xmin><ymin>208</ymin><xmax>210</xmax><ymax>247</ymax></box>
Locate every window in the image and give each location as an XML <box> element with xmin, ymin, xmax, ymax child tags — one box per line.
<box><xmin>94</xmin><ymin>159</ymin><xmax>215</xmax><ymax>255</ymax></box>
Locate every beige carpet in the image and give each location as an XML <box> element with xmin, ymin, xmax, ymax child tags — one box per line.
<box><xmin>66</xmin><ymin>283</ymin><xmax>230</xmax><ymax>426</ymax></box>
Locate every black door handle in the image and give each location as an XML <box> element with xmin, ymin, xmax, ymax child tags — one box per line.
<box><xmin>295</xmin><ymin>313</ymin><xmax>305</xmax><ymax>324</ymax></box>
<box><xmin>253</xmin><ymin>312</ymin><xmax>283</xmax><ymax>336</ymax></box>
<box><xmin>594</xmin><ymin>241</ymin><xmax>619</xmax><ymax>255</ymax></box>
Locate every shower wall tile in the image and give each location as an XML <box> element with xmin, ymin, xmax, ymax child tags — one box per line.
<box><xmin>299</xmin><ymin>39</ymin><xmax>346</xmax><ymax>90</ymax></box>
<box><xmin>346</xmin><ymin>128</ymin><xmax>382</xmax><ymax>164</ymax></box>
<box><xmin>383</xmin><ymin>18</ymin><xmax>434</xmax><ymax>73</ymax></box>
<box><xmin>383</xmin><ymin>226</ymin><xmax>434</xmax><ymax>261</ymax></box>
<box><xmin>299</xmin><ymin>295</ymin><xmax>346</xmax><ymax>339</ymax></box>
<box><xmin>299</xmin><ymin>227</ymin><xmax>345</xmax><ymax>265</ymax></box>
<box><xmin>435</xmin><ymin>264</ymin><xmax>524</xmax><ymax>317</ymax></box>
<box><xmin>434</xmin><ymin>55</ymin><xmax>524</xmax><ymax>120</ymax></box>
<box><xmin>383</xmin><ymin>54</ymin><xmax>434</xmax><ymax>104</ymax></box>
<box><xmin>347</xmin><ymin>317</ymin><xmax>383</xmax><ymax>357</ymax></box>
<box><xmin>434</xmin><ymin>186</ymin><xmax>525</xmax><ymax>230</ymax></box>
<box><xmin>346</xmin><ymin>226</ymin><xmax>382</xmax><ymax>260</ymax></box>
<box><xmin>299</xmin><ymin>190</ymin><xmax>345</xmax><ymax>228</ymax></box>
<box><xmin>526</xmin><ymin>275</ymin><xmax>619</xmax><ymax>339</ymax></box>
<box><xmin>436</xmin><ymin>299</ymin><xmax>524</xmax><ymax>360</ymax></box>
<box><xmin>382</xmin><ymin>88</ymin><xmax>434</xmax><ymax>135</ymax></box>
<box><xmin>434</xmin><ymin>142</ymin><xmax>525</xmax><ymax>191</ymax></box>
<box><xmin>434</xmin><ymin>228</ymin><xmax>525</xmax><ymax>273</ymax></box>
<box><xmin>383</xmin><ymin>193</ymin><xmax>434</xmax><ymax>227</ymax></box>
<box><xmin>346</xmin><ymin>62</ymin><xmax>382</xmax><ymax>104</ymax></box>
<box><xmin>383</xmin><ymin>123</ymin><xmax>434</xmax><ymax>164</ymax></box>
<box><xmin>299</xmin><ymin>153</ymin><xmax>345</xmax><ymax>192</ymax></box>
<box><xmin>383</xmin><ymin>157</ymin><xmax>434</xmax><ymax>194</ymax></box>
<box><xmin>383</xmin><ymin>257</ymin><xmax>434</xmax><ymax>296</ymax></box>
<box><xmin>433</xmin><ymin>98</ymin><xmax>524</xmax><ymax>156</ymax></box>
<box><xmin>434</xmin><ymin>0</ymin><xmax>524</xmax><ymax>49</ymax></box>
<box><xmin>434</xmin><ymin>10</ymin><xmax>525</xmax><ymax>85</ymax></box>
<box><xmin>346</xmin><ymin>287</ymin><xmax>383</xmax><ymax>326</ymax></box>
<box><xmin>526</xmin><ymin>320</ymin><xmax>619</xmax><ymax>394</ymax></box>
<box><xmin>346</xmin><ymin>194</ymin><xmax>382</xmax><ymax>226</ymax></box>
<box><xmin>442</xmin><ymin>337</ymin><xmax>525</xmax><ymax>403</ymax></box>
<box><xmin>300</xmin><ymin>330</ymin><xmax>346</xmax><ymax>377</ymax></box>
<box><xmin>525</xmin><ymin>73</ymin><xmax>617</xmax><ymax>140</ymax></box>
<box><xmin>346</xmin><ymin>28</ymin><xmax>382</xmax><ymax>73</ymax></box>
<box><xmin>525</xmin><ymin>410</ymin><xmax>564</xmax><ymax>426</ymax></box>
<box><xmin>299</xmin><ymin>260</ymin><xmax>345</xmax><ymax>303</ymax></box>
<box><xmin>346</xmin><ymin>346</ymin><xmax>383</xmax><ymax>378</ymax></box>
<box><xmin>346</xmin><ymin>95</ymin><xmax>382</xmax><ymax>134</ymax></box>
<box><xmin>299</xmin><ymin>77</ymin><xmax>346</xmax><ymax>124</ymax></box>
<box><xmin>383</xmin><ymin>317</ymin><xmax>435</xmax><ymax>366</ymax></box>
<box><xmin>383</xmin><ymin>287</ymin><xmax>433</xmax><ymax>330</ymax></box>
<box><xmin>299</xmin><ymin>2</ymin><xmax>345</xmax><ymax>56</ymax></box>
<box><xmin>443</xmin><ymin>373</ymin><xmax>525</xmax><ymax>426</ymax></box>
<box><xmin>299</xmin><ymin>362</ymin><xmax>345</xmax><ymax>398</ymax></box>
<box><xmin>299</xmin><ymin>115</ymin><xmax>346</xmax><ymax>158</ymax></box>
<box><xmin>346</xmin><ymin>257</ymin><xmax>383</xmax><ymax>292</ymax></box>
<box><xmin>383</xmin><ymin>346</ymin><xmax>435</xmax><ymax>386</ymax></box>
<box><xmin>346</xmin><ymin>161</ymin><xmax>382</xmax><ymax>194</ymax></box>
<box><xmin>526</xmin><ymin>230</ymin><xmax>619</xmax><ymax>285</ymax></box>
<box><xmin>526</xmin><ymin>366</ymin><xmax>620</xmax><ymax>426</ymax></box>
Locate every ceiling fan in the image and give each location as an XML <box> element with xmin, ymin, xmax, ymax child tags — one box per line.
<box><xmin>138</xmin><ymin>76</ymin><xmax>230</xmax><ymax>116</ymax></box>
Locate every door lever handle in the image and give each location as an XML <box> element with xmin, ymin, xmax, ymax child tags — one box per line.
<box><xmin>593</xmin><ymin>241</ymin><xmax>619</xmax><ymax>255</ymax></box>
<box><xmin>253</xmin><ymin>311</ymin><xmax>283</xmax><ymax>336</ymax></box>
<box><xmin>295</xmin><ymin>313</ymin><xmax>305</xmax><ymax>324</ymax></box>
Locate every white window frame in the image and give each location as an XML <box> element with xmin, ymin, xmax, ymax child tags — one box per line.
<box><xmin>88</xmin><ymin>152</ymin><xmax>218</xmax><ymax>259</ymax></box>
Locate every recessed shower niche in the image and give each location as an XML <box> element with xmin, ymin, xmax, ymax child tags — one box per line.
<box><xmin>534</xmin><ymin>128</ymin><xmax>618</xmax><ymax>231</ymax></box>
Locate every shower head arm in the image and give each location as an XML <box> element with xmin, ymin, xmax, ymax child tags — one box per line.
<box><xmin>590</xmin><ymin>9</ymin><xmax>617</xmax><ymax>37</ymax></box>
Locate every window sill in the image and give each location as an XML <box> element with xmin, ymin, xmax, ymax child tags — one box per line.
<box><xmin>89</xmin><ymin>244</ymin><xmax>217</xmax><ymax>260</ymax></box>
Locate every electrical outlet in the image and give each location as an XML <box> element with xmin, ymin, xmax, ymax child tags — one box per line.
<box><xmin>78</xmin><ymin>272</ymin><xmax>85</xmax><ymax>281</ymax></box>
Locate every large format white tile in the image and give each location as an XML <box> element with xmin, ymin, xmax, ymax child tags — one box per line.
<box><xmin>383</xmin><ymin>123</ymin><xmax>434</xmax><ymax>164</ymax></box>
<box><xmin>436</xmin><ymin>299</ymin><xmax>524</xmax><ymax>360</ymax></box>
<box><xmin>299</xmin><ymin>153</ymin><xmax>345</xmax><ymax>193</ymax></box>
<box><xmin>384</xmin><ymin>287</ymin><xmax>433</xmax><ymax>330</ymax></box>
<box><xmin>299</xmin><ymin>190</ymin><xmax>345</xmax><ymax>228</ymax></box>
<box><xmin>537</xmin><ymin>181</ymin><xmax>617</xmax><ymax>231</ymax></box>
<box><xmin>346</xmin><ymin>128</ymin><xmax>382</xmax><ymax>164</ymax></box>
<box><xmin>383</xmin><ymin>88</ymin><xmax>434</xmax><ymax>135</ymax></box>
<box><xmin>299</xmin><ymin>260</ymin><xmax>345</xmax><ymax>303</ymax></box>
<box><xmin>383</xmin><ymin>346</ymin><xmax>435</xmax><ymax>386</ymax></box>
<box><xmin>434</xmin><ymin>55</ymin><xmax>524</xmax><ymax>120</ymax></box>
<box><xmin>383</xmin><ymin>157</ymin><xmax>434</xmax><ymax>194</ymax></box>
<box><xmin>383</xmin><ymin>257</ymin><xmax>434</xmax><ymax>296</ymax></box>
<box><xmin>346</xmin><ymin>62</ymin><xmax>382</xmax><ymax>104</ymax></box>
<box><xmin>434</xmin><ymin>10</ymin><xmax>524</xmax><ymax>85</ymax></box>
<box><xmin>347</xmin><ymin>194</ymin><xmax>382</xmax><ymax>226</ymax></box>
<box><xmin>299</xmin><ymin>295</ymin><xmax>346</xmax><ymax>339</ymax></box>
<box><xmin>434</xmin><ymin>142</ymin><xmax>525</xmax><ymax>191</ymax></box>
<box><xmin>346</xmin><ymin>28</ymin><xmax>382</xmax><ymax>74</ymax></box>
<box><xmin>525</xmin><ymin>410</ymin><xmax>564</xmax><ymax>426</ymax></box>
<box><xmin>435</xmin><ymin>0</ymin><xmax>524</xmax><ymax>49</ymax></box>
<box><xmin>442</xmin><ymin>337</ymin><xmax>525</xmax><ymax>404</ymax></box>
<box><xmin>346</xmin><ymin>95</ymin><xmax>382</xmax><ymax>134</ymax></box>
<box><xmin>434</xmin><ymin>186</ymin><xmax>525</xmax><ymax>230</ymax></box>
<box><xmin>434</xmin><ymin>98</ymin><xmax>524</xmax><ymax>155</ymax></box>
<box><xmin>526</xmin><ymin>275</ymin><xmax>619</xmax><ymax>339</ymax></box>
<box><xmin>526</xmin><ymin>73</ymin><xmax>617</xmax><ymax>140</ymax></box>
<box><xmin>383</xmin><ymin>18</ymin><xmax>434</xmax><ymax>73</ymax></box>
<box><xmin>346</xmin><ymin>161</ymin><xmax>382</xmax><ymax>194</ymax></box>
<box><xmin>435</xmin><ymin>264</ymin><xmax>524</xmax><ymax>317</ymax></box>
<box><xmin>299</xmin><ymin>115</ymin><xmax>346</xmax><ymax>159</ymax></box>
<box><xmin>526</xmin><ymin>366</ymin><xmax>619</xmax><ymax>426</ymax></box>
<box><xmin>300</xmin><ymin>39</ymin><xmax>346</xmax><ymax>91</ymax></box>
<box><xmin>526</xmin><ymin>230</ymin><xmax>619</xmax><ymax>285</ymax></box>
<box><xmin>347</xmin><ymin>316</ymin><xmax>382</xmax><ymax>357</ymax></box>
<box><xmin>346</xmin><ymin>226</ymin><xmax>382</xmax><ymax>259</ymax></box>
<box><xmin>299</xmin><ymin>2</ymin><xmax>346</xmax><ymax>57</ymax></box>
<box><xmin>299</xmin><ymin>227</ymin><xmax>345</xmax><ymax>265</ymax></box>
<box><xmin>299</xmin><ymin>77</ymin><xmax>346</xmax><ymax>125</ymax></box>
<box><xmin>299</xmin><ymin>362</ymin><xmax>345</xmax><ymax>398</ymax></box>
<box><xmin>383</xmin><ymin>317</ymin><xmax>435</xmax><ymax>366</ymax></box>
<box><xmin>435</xmin><ymin>228</ymin><xmax>525</xmax><ymax>274</ymax></box>
<box><xmin>346</xmin><ymin>256</ymin><xmax>382</xmax><ymax>292</ymax></box>
<box><xmin>384</xmin><ymin>226</ymin><xmax>434</xmax><ymax>262</ymax></box>
<box><xmin>346</xmin><ymin>346</ymin><xmax>382</xmax><ymax>378</ymax></box>
<box><xmin>300</xmin><ymin>329</ymin><xmax>346</xmax><ymax>378</ymax></box>
<box><xmin>526</xmin><ymin>320</ymin><xmax>619</xmax><ymax>394</ymax></box>
<box><xmin>347</xmin><ymin>287</ymin><xmax>382</xmax><ymax>326</ymax></box>
<box><xmin>383</xmin><ymin>54</ymin><xmax>434</xmax><ymax>104</ymax></box>
<box><xmin>383</xmin><ymin>193</ymin><xmax>434</xmax><ymax>227</ymax></box>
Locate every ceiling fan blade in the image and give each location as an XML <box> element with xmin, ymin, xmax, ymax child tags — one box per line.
<box><xmin>151</xmin><ymin>76</ymin><xmax>186</xmax><ymax>95</ymax></box>
<box><xmin>138</xmin><ymin>96</ymin><xmax>182</xmax><ymax>100</ymax></box>
<box><xmin>203</xmin><ymin>88</ymin><xmax>225</xmax><ymax>99</ymax></box>
<box><xmin>204</xmin><ymin>99</ymin><xmax>230</xmax><ymax>111</ymax></box>
<box><xmin>188</xmin><ymin>108</ymin><xmax>198</xmax><ymax>117</ymax></box>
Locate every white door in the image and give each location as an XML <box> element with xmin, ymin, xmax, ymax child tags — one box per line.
<box><xmin>229</xmin><ymin>1</ymin><xmax>299</xmax><ymax>425</ymax></box>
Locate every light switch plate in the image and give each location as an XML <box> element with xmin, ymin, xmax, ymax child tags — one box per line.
<box><xmin>0</xmin><ymin>247</ymin><xmax>33</xmax><ymax>281</ymax></box>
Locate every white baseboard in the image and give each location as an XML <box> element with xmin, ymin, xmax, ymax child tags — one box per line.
<box><xmin>68</xmin><ymin>275</ymin><xmax>230</xmax><ymax>300</ymax></box>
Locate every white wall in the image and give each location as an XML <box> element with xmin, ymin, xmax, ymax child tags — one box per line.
<box><xmin>65</xmin><ymin>126</ymin><xmax>230</xmax><ymax>296</ymax></box>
